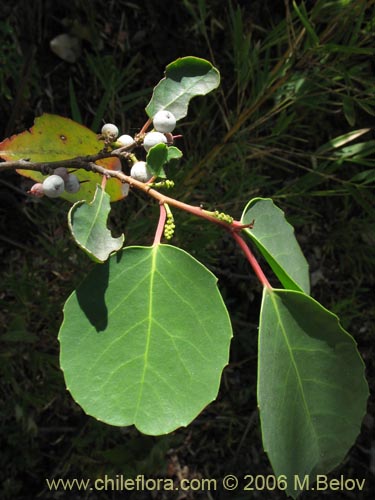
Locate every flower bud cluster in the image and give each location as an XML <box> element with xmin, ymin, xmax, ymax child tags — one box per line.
<box><xmin>164</xmin><ymin>212</ymin><xmax>175</xmax><ymax>240</ymax></box>
<box><xmin>213</xmin><ymin>211</ymin><xmax>234</xmax><ymax>224</ymax></box>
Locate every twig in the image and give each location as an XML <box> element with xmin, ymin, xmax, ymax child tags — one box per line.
<box><xmin>89</xmin><ymin>162</ymin><xmax>245</xmax><ymax>232</ymax></box>
<box><xmin>1</xmin><ymin>154</ymin><xmax>269</xmax><ymax>288</ymax></box>
<box><xmin>0</xmin><ymin>152</ymin><xmax>117</xmax><ymax>172</ymax></box>
<box><xmin>0</xmin><ymin>154</ymin><xmax>256</xmax><ymax>233</ymax></box>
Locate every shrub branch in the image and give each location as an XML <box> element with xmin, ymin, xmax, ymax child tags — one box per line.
<box><xmin>0</xmin><ymin>154</ymin><xmax>268</xmax><ymax>286</ymax></box>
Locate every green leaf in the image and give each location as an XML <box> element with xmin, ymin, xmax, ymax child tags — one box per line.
<box><xmin>241</xmin><ymin>198</ymin><xmax>310</xmax><ymax>294</ymax></box>
<box><xmin>68</xmin><ymin>185</ymin><xmax>124</xmax><ymax>263</ymax></box>
<box><xmin>167</xmin><ymin>146</ymin><xmax>183</xmax><ymax>161</ymax></box>
<box><xmin>316</xmin><ymin>128</ymin><xmax>371</xmax><ymax>154</ymax></box>
<box><xmin>68</xmin><ymin>78</ymin><xmax>82</xmax><ymax>124</ymax></box>
<box><xmin>146</xmin><ymin>143</ymin><xmax>168</xmax><ymax>177</ymax></box>
<box><xmin>145</xmin><ymin>57</ymin><xmax>220</xmax><ymax>120</ymax></box>
<box><xmin>258</xmin><ymin>288</ymin><xmax>369</xmax><ymax>498</ymax></box>
<box><xmin>350</xmin><ymin>168</ymin><xmax>375</xmax><ymax>185</ymax></box>
<box><xmin>321</xmin><ymin>43</ymin><xmax>375</xmax><ymax>56</ymax></box>
<box><xmin>59</xmin><ymin>245</ymin><xmax>232</xmax><ymax>435</ymax></box>
<box><xmin>146</xmin><ymin>144</ymin><xmax>183</xmax><ymax>178</ymax></box>
<box><xmin>343</xmin><ymin>95</ymin><xmax>356</xmax><ymax>127</ymax></box>
<box><xmin>0</xmin><ymin>114</ymin><xmax>124</xmax><ymax>203</ymax></box>
<box><xmin>292</xmin><ymin>1</ymin><xmax>319</xmax><ymax>46</ymax></box>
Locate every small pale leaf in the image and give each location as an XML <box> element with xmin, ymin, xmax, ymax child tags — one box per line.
<box><xmin>167</xmin><ymin>146</ymin><xmax>183</xmax><ymax>161</ymax></box>
<box><xmin>146</xmin><ymin>143</ymin><xmax>168</xmax><ymax>177</ymax></box>
<box><xmin>68</xmin><ymin>185</ymin><xmax>124</xmax><ymax>262</ymax></box>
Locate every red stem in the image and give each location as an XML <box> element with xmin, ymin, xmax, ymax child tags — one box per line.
<box><xmin>101</xmin><ymin>174</ymin><xmax>107</xmax><ymax>190</ymax></box>
<box><xmin>153</xmin><ymin>203</ymin><xmax>166</xmax><ymax>246</ymax></box>
<box><xmin>231</xmin><ymin>231</ymin><xmax>272</xmax><ymax>289</ymax></box>
<box><xmin>139</xmin><ymin>118</ymin><xmax>152</xmax><ymax>135</ymax></box>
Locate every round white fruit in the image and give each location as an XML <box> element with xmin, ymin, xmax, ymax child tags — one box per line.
<box><xmin>54</xmin><ymin>167</ymin><xmax>69</xmax><ymax>181</ymax></box>
<box><xmin>101</xmin><ymin>123</ymin><xmax>119</xmax><ymax>141</ymax></box>
<box><xmin>42</xmin><ymin>175</ymin><xmax>65</xmax><ymax>198</ymax></box>
<box><xmin>143</xmin><ymin>131</ymin><xmax>167</xmax><ymax>152</ymax></box>
<box><xmin>130</xmin><ymin>161</ymin><xmax>152</xmax><ymax>182</ymax></box>
<box><xmin>117</xmin><ymin>134</ymin><xmax>135</xmax><ymax>147</ymax></box>
<box><xmin>65</xmin><ymin>173</ymin><xmax>81</xmax><ymax>193</ymax></box>
<box><xmin>153</xmin><ymin>110</ymin><xmax>176</xmax><ymax>133</ymax></box>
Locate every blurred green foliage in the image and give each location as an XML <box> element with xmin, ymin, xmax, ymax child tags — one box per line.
<box><xmin>1</xmin><ymin>0</ymin><xmax>374</xmax><ymax>498</ymax></box>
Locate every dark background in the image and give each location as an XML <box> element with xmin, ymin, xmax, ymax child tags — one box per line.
<box><xmin>0</xmin><ymin>1</ymin><xmax>374</xmax><ymax>499</ymax></box>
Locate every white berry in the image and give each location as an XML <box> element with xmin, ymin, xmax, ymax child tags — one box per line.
<box><xmin>65</xmin><ymin>173</ymin><xmax>81</xmax><ymax>194</ymax></box>
<box><xmin>143</xmin><ymin>131</ymin><xmax>167</xmax><ymax>152</ymax></box>
<box><xmin>153</xmin><ymin>110</ymin><xmax>176</xmax><ymax>133</ymax></box>
<box><xmin>117</xmin><ymin>134</ymin><xmax>135</xmax><ymax>147</ymax></box>
<box><xmin>54</xmin><ymin>167</ymin><xmax>69</xmax><ymax>181</ymax></box>
<box><xmin>130</xmin><ymin>161</ymin><xmax>152</xmax><ymax>182</ymax></box>
<box><xmin>42</xmin><ymin>175</ymin><xmax>65</xmax><ymax>198</ymax></box>
<box><xmin>101</xmin><ymin>123</ymin><xmax>119</xmax><ymax>141</ymax></box>
<box><xmin>29</xmin><ymin>183</ymin><xmax>44</xmax><ymax>197</ymax></box>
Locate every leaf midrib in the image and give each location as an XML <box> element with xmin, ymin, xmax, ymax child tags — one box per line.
<box><xmin>269</xmin><ymin>290</ymin><xmax>320</xmax><ymax>454</ymax></box>
<box><xmin>133</xmin><ymin>246</ymin><xmax>157</xmax><ymax>420</ymax></box>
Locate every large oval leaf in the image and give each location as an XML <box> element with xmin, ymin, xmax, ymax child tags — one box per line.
<box><xmin>0</xmin><ymin>114</ymin><xmax>124</xmax><ymax>202</ymax></box>
<box><xmin>241</xmin><ymin>198</ymin><xmax>310</xmax><ymax>293</ymax></box>
<box><xmin>59</xmin><ymin>245</ymin><xmax>232</xmax><ymax>435</ymax></box>
<box><xmin>68</xmin><ymin>185</ymin><xmax>124</xmax><ymax>262</ymax></box>
<box><xmin>145</xmin><ymin>57</ymin><xmax>220</xmax><ymax>120</ymax></box>
<box><xmin>258</xmin><ymin>288</ymin><xmax>369</xmax><ymax>498</ymax></box>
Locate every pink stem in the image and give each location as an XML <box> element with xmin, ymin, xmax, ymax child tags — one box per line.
<box><xmin>139</xmin><ymin>118</ymin><xmax>152</xmax><ymax>135</ymax></box>
<box><xmin>231</xmin><ymin>231</ymin><xmax>272</xmax><ymax>289</ymax></box>
<box><xmin>101</xmin><ymin>174</ymin><xmax>107</xmax><ymax>190</ymax></box>
<box><xmin>153</xmin><ymin>203</ymin><xmax>167</xmax><ymax>246</ymax></box>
